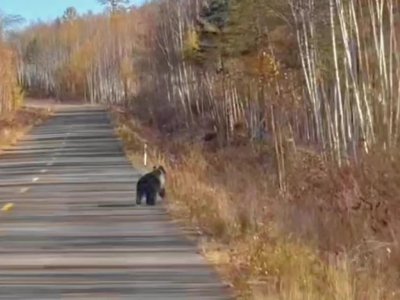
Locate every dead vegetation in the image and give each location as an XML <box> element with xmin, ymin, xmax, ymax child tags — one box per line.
<box><xmin>112</xmin><ymin>107</ymin><xmax>400</xmax><ymax>300</ymax></box>
<box><xmin>0</xmin><ymin>107</ymin><xmax>51</xmax><ymax>150</ymax></box>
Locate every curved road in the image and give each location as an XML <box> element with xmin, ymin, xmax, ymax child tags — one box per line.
<box><xmin>0</xmin><ymin>105</ymin><xmax>232</xmax><ymax>299</ymax></box>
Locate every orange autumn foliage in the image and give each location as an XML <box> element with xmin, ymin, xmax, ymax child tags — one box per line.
<box><xmin>0</xmin><ymin>41</ymin><xmax>22</xmax><ymax>113</ymax></box>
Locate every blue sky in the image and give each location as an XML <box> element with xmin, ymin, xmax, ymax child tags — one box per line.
<box><xmin>0</xmin><ymin>0</ymin><xmax>143</xmax><ymax>25</ymax></box>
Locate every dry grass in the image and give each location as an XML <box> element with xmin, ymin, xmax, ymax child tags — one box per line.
<box><xmin>111</xmin><ymin>108</ymin><xmax>400</xmax><ymax>300</ymax></box>
<box><xmin>0</xmin><ymin>107</ymin><xmax>51</xmax><ymax>151</ymax></box>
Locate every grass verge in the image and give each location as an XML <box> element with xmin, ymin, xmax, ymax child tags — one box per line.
<box><xmin>111</xmin><ymin>107</ymin><xmax>399</xmax><ymax>300</ymax></box>
<box><xmin>0</xmin><ymin>106</ymin><xmax>52</xmax><ymax>151</ymax></box>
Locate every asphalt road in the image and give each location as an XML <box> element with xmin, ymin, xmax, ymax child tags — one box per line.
<box><xmin>0</xmin><ymin>105</ymin><xmax>232</xmax><ymax>300</ymax></box>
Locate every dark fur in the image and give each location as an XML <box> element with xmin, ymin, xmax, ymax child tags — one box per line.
<box><xmin>136</xmin><ymin>165</ymin><xmax>166</xmax><ymax>206</ymax></box>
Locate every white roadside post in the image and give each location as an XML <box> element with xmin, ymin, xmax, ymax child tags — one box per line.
<box><xmin>144</xmin><ymin>143</ymin><xmax>148</xmax><ymax>167</ymax></box>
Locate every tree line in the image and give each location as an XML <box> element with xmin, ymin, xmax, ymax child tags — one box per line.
<box><xmin>0</xmin><ymin>10</ymin><xmax>24</xmax><ymax>113</ymax></box>
<box><xmin>8</xmin><ymin>0</ymin><xmax>400</xmax><ymax>174</ymax></box>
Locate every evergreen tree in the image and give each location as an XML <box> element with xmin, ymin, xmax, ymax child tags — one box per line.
<box><xmin>62</xmin><ymin>7</ymin><xmax>78</xmax><ymax>23</ymax></box>
<box><xmin>98</xmin><ymin>0</ymin><xmax>130</xmax><ymax>13</ymax></box>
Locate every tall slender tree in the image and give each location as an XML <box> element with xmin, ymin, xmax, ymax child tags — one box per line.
<box><xmin>0</xmin><ymin>10</ymin><xmax>24</xmax><ymax>40</ymax></box>
<box><xmin>62</xmin><ymin>7</ymin><xmax>79</xmax><ymax>23</ymax></box>
<box><xmin>98</xmin><ymin>0</ymin><xmax>130</xmax><ymax>13</ymax></box>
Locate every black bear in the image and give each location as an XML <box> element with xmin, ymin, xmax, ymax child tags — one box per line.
<box><xmin>136</xmin><ymin>165</ymin><xmax>166</xmax><ymax>206</ymax></box>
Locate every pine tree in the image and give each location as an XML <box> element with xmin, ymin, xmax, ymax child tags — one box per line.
<box><xmin>62</xmin><ymin>7</ymin><xmax>78</xmax><ymax>23</ymax></box>
<box><xmin>98</xmin><ymin>0</ymin><xmax>130</xmax><ymax>13</ymax></box>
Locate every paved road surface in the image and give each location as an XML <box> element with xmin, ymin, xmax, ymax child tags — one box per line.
<box><xmin>0</xmin><ymin>105</ymin><xmax>232</xmax><ymax>299</ymax></box>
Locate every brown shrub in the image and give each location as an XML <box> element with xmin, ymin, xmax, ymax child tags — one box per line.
<box><xmin>112</xmin><ymin>108</ymin><xmax>400</xmax><ymax>299</ymax></box>
<box><xmin>0</xmin><ymin>107</ymin><xmax>50</xmax><ymax>148</ymax></box>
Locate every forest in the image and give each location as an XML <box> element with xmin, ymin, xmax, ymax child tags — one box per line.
<box><xmin>1</xmin><ymin>0</ymin><xmax>400</xmax><ymax>299</ymax></box>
